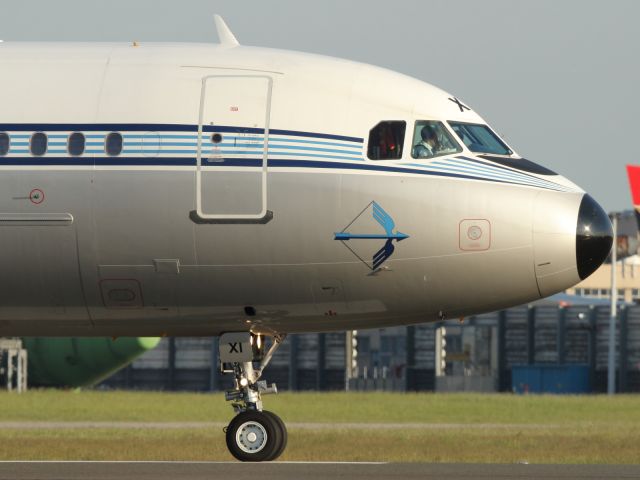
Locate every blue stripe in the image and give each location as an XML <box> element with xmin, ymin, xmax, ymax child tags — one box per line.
<box><xmin>122</xmin><ymin>135</ymin><xmax>363</xmax><ymax>149</ymax></box>
<box><xmin>266</xmin><ymin>138</ymin><xmax>362</xmax><ymax>149</ymax></box>
<box><xmin>456</xmin><ymin>156</ymin><xmax>558</xmax><ymax>185</ymax></box>
<box><xmin>0</xmin><ymin>123</ymin><xmax>363</xmax><ymax>143</ymax></box>
<box><xmin>121</xmin><ymin>141</ymin><xmax>361</xmax><ymax>156</ymax></box>
<box><xmin>267</xmin><ymin>144</ymin><xmax>361</xmax><ymax>155</ymax></box>
<box><xmin>419</xmin><ymin>160</ymin><xmax>564</xmax><ymax>190</ymax></box>
<box><xmin>423</xmin><ymin>163</ymin><xmax>566</xmax><ymax>192</ymax></box>
<box><xmin>0</xmin><ymin>155</ymin><xmax>565</xmax><ymax>191</ymax></box>
<box><xmin>200</xmin><ymin>151</ymin><xmax>362</xmax><ymax>161</ymax></box>
<box><xmin>427</xmin><ymin>160</ymin><xmax>564</xmax><ymax>191</ymax></box>
<box><xmin>123</xmin><ymin>149</ymin><xmax>196</xmax><ymax>155</ymax></box>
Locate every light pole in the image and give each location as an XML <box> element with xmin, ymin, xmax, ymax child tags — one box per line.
<box><xmin>607</xmin><ymin>214</ymin><xmax>618</xmax><ymax>395</ymax></box>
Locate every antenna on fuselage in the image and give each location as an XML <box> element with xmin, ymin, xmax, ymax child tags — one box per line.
<box><xmin>214</xmin><ymin>15</ymin><xmax>239</xmax><ymax>47</ymax></box>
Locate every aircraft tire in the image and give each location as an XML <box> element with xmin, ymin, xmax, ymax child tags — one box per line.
<box><xmin>262</xmin><ymin>410</ymin><xmax>287</xmax><ymax>461</ymax></box>
<box><xmin>226</xmin><ymin>410</ymin><xmax>281</xmax><ymax>462</ymax></box>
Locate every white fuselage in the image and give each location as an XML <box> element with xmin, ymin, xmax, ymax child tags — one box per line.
<box><xmin>0</xmin><ymin>42</ymin><xmax>605</xmax><ymax>337</ymax></box>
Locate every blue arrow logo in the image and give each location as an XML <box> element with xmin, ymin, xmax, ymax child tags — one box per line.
<box><xmin>334</xmin><ymin>201</ymin><xmax>409</xmax><ymax>270</ymax></box>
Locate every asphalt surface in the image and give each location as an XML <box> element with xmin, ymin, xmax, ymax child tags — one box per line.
<box><xmin>1</xmin><ymin>462</ymin><xmax>639</xmax><ymax>480</ymax></box>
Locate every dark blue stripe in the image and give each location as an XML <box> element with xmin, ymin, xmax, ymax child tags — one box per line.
<box><xmin>0</xmin><ymin>156</ymin><xmax>560</xmax><ymax>190</ymax></box>
<box><xmin>0</xmin><ymin>124</ymin><xmax>363</xmax><ymax>143</ymax></box>
<box><xmin>0</xmin><ymin>157</ymin><xmax>196</xmax><ymax>166</ymax></box>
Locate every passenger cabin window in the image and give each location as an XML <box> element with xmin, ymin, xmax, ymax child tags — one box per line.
<box><xmin>30</xmin><ymin>132</ymin><xmax>47</xmax><ymax>156</ymax></box>
<box><xmin>68</xmin><ymin>132</ymin><xmax>86</xmax><ymax>156</ymax></box>
<box><xmin>0</xmin><ymin>133</ymin><xmax>9</xmax><ymax>156</ymax></box>
<box><xmin>367</xmin><ymin>121</ymin><xmax>406</xmax><ymax>160</ymax></box>
<box><xmin>448</xmin><ymin>121</ymin><xmax>512</xmax><ymax>155</ymax></box>
<box><xmin>105</xmin><ymin>132</ymin><xmax>123</xmax><ymax>156</ymax></box>
<box><xmin>411</xmin><ymin>121</ymin><xmax>461</xmax><ymax>159</ymax></box>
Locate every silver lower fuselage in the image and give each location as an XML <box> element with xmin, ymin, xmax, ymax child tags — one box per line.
<box><xmin>0</xmin><ymin>164</ymin><xmax>584</xmax><ymax>337</ymax></box>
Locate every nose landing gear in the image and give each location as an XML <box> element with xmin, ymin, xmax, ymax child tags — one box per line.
<box><xmin>219</xmin><ymin>333</ymin><xmax>288</xmax><ymax>462</ymax></box>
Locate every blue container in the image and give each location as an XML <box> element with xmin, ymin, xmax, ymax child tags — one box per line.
<box><xmin>511</xmin><ymin>364</ymin><xmax>591</xmax><ymax>394</ymax></box>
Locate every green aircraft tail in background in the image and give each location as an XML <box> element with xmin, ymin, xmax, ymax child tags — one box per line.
<box><xmin>23</xmin><ymin>337</ymin><xmax>160</xmax><ymax>388</ymax></box>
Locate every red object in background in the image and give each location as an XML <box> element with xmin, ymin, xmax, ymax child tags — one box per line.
<box><xmin>626</xmin><ymin>165</ymin><xmax>640</xmax><ymax>209</ymax></box>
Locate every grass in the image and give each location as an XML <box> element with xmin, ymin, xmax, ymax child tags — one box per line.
<box><xmin>0</xmin><ymin>391</ymin><xmax>639</xmax><ymax>463</ymax></box>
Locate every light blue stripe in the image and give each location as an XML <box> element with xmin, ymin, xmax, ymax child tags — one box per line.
<box><xmin>215</xmin><ymin>150</ymin><xmax>362</xmax><ymax>161</ymax></box>
<box><xmin>122</xmin><ymin>150</ymin><xmax>194</xmax><ymax>155</ymax></box>
<box><xmin>122</xmin><ymin>134</ymin><xmax>362</xmax><ymax>150</ymax></box>
<box><xmin>136</xmin><ymin>149</ymin><xmax>363</xmax><ymax>161</ymax></box>
<box><xmin>428</xmin><ymin>159</ymin><xmax>560</xmax><ymax>188</ymax></box>
<box><xmin>408</xmin><ymin>161</ymin><xmax>558</xmax><ymax>189</ymax></box>
<box><xmin>267</xmin><ymin>137</ymin><xmax>362</xmax><ymax>149</ymax></box>
<box><xmin>441</xmin><ymin>159</ymin><xmax>566</xmax><ymax>190</ymax></box>
<box><xmin>268</xmin><ymin>144</ymin><xmax>362</xmax><ymax>155</ymax></box>
<box><xmin>413</xmin><ymin>163</ymin><xmax>567</xmax><ymax>192</ymax></box>
<box><xmin>269</xmin><ymin>151</ymin><xmax>363</xmax><ymax>161</ymax></box>
<box><xmin>125</xmin><ymin>134</ymin><xmax>196</xmax><ymax>140</ymax></box>
<box><xmin>425</xmin><ymin>162</ymin><xmax>564</xmax><ymax>190</ymax></box>
<box><xmin>126</xmin><ymin>142</ymin><xmax>193</xmax><ymax>147</ymax></box>
<box><xmin>430</xmin><ymin>161</ymin><xmax>548</xmax><ymax>186</ymax></box>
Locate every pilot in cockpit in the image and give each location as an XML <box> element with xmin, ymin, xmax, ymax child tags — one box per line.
<box><xmin>412</xmin><ymin>125</ymin><xmax>440</xmax><ymax>158</ymax></box>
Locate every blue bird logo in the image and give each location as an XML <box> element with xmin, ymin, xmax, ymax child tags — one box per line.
<box><xmin>334</xmin><ymin>201</ymin><xmax>409</xmax><ymax>270</ymax></box>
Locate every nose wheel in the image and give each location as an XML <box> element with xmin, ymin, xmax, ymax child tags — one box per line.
<box><xmin>226</xmin><ymin>410</ymin><xmax>287</xmax><ymax>462</ymax></box>
<box><xmin>219</xmin><ymin>333</ymin><xmax>288</xmax><ymax>462</ymax></box>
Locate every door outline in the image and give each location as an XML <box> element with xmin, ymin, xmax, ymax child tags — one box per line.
<box><xmin>191</xmin><ymin>74</ymin><xmax>273</xmax><ymax>224</ymax></box>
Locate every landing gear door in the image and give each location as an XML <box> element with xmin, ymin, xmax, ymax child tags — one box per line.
<box><xmin>193</xmin><ymin>75</ymin><xmax>273</xmax><ymax>224</ymax></box>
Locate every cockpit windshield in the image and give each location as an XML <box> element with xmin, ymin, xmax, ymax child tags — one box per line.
<box><xmin>448</xmin><ymin>121</ymin><xmax>512</xmax><ymax>156</ymax></box>
<box><xmin>411</xmin><ymin>121</ymin><xmax>461</xmax><ymax>159</ymax></box>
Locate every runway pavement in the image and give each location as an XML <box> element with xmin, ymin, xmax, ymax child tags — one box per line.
<box><xmin>1</xmin><ymin>462</ymin><xmax>639</xmax><ymax>480</ymax></box>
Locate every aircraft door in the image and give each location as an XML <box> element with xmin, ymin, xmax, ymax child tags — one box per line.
<box><xmin>193</xmin><ymin>75</ymin><xmax>273</xmax><ymax>223</ymax></box>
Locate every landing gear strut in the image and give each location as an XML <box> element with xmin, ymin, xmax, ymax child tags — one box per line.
<box><xmin>219</xmin><ymin>333</ymin><xmax>287</xmax><ymax>462</ymax></box>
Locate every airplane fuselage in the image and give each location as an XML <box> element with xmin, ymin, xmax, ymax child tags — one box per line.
<box><xmin>0</xmin><ymin>42</ymin><xmax>610</xmax><ymax>336</ymax></box>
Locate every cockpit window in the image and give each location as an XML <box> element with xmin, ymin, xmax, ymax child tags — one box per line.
<box><xmin>448</xmin><ymin>121</ymin><xmax>512</xmax><ymax>155</ymax></box>
<box><xmin>411</xmin><ymin>121</ymin><xmax>462</xmax><ymax>159</ymax></box>
<box><xmin>367</xmin><ymin>121</ymin><xmax>406</xmax><ymax>160</ymax></box>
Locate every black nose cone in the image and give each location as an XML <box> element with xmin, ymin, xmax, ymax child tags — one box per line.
<box><xmin>576</xmin><ymin>194</ymin><xmax>613</xmax><ymax>280</ymax></box>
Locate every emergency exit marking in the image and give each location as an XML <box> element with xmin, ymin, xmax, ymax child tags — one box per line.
<box><xmin>29</xmin><ymin>189</ymin><xmax>44</xmax><ymax>205</ymax></box>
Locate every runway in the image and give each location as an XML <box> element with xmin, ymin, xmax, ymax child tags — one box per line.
<box><xmin>1</xmin><ymin>462</ymin><xmax>639</xmax><ymax>480</ymax></box>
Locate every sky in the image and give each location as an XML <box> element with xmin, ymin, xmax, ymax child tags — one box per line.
<box><xmin>0</xmin><ymin>0</ymin><xmax>638</xmax><ymax>212</ymax></box>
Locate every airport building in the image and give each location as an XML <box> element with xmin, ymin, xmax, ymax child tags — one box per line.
<box><xmin>100</xmin><ymin>301</ymin><xmax>640</xmax><ymax>394</ymax></box>
<box><xmin>567</xmin><ymin>256</ymin><xmax>640</xmax><ymax>302</ymax></box>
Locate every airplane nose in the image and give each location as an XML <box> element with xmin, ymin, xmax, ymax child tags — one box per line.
<box><xmin>576</xmin><ymin>194</ymin><xmax>613</xmax><ymax>280</ymax></box>
<box><xmin>532</xmin><ymin>191</ymin><xmax>610</xmax><ymax>297</ymax></box>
